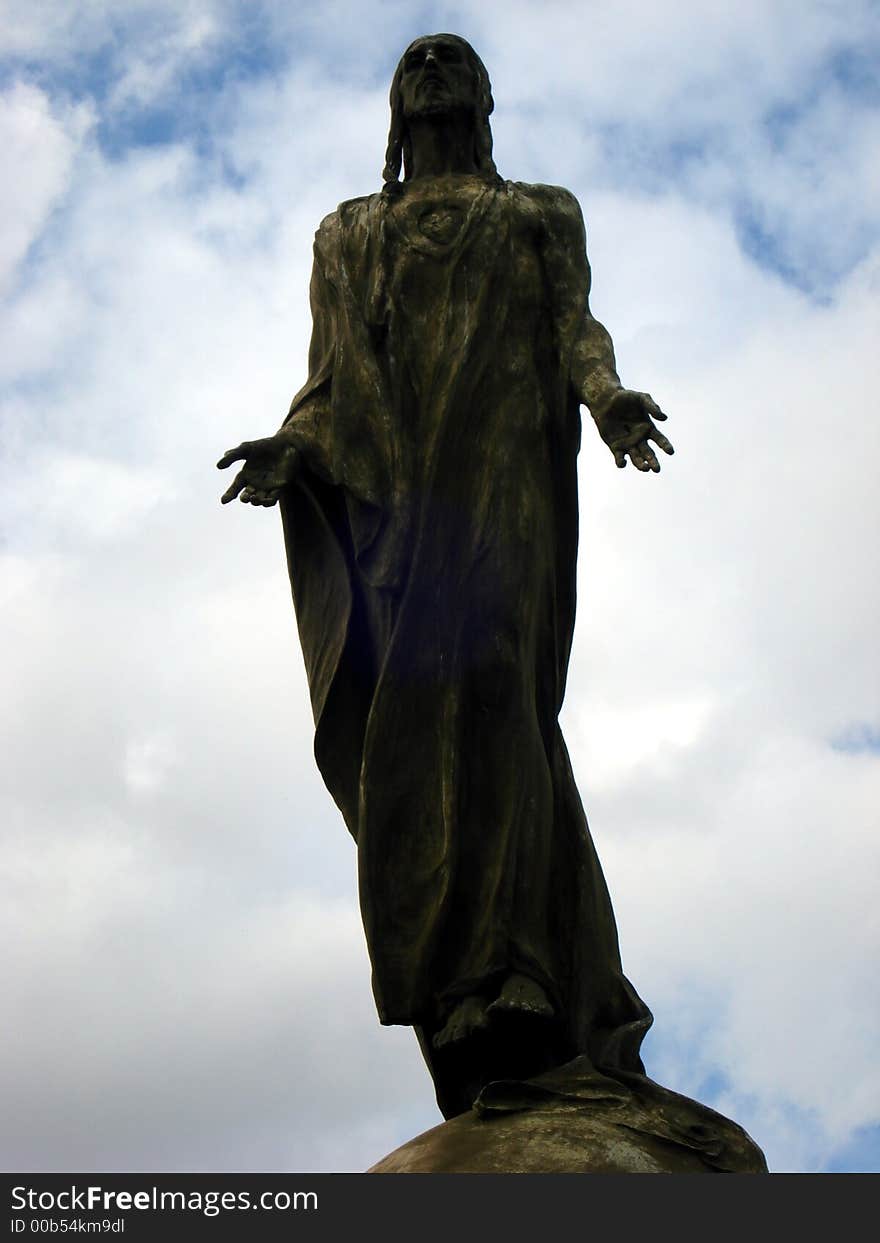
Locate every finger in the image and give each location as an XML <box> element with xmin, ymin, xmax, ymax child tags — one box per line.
<box><xmin>627</xmin><ymin>444</ymin><xmax>649</xmax><ymax>471</ymax></box>
<box><xmin>613</xmin><ymin>447</ymin><xmax>627</xmax><ymax>468</ymax></box>
<box><xmin>216</xmin><ymin>442</ymin><xmax>253</xmax><ymax>470</ymax></box>
<box><xmin>639</xmin><ymin>442</ymin><xmax>660</xmax><ymax>472</ymax></box>
<box><xmin>648</xmin><ymin>429</ymin><xmax>675</xmax><ymax>455</ymax></box>
<box><xmin>643</xmin><ymin>395</ymin><xmax>667</xmax><ymax>421</ymax></box>
<box><xmin>220</xmin><ymin>472</ymin><xmax>247</xmax><ymax>504</ymax></box>
<box><xmin>239</xmin><ymin>486</ymin><xmax>257</xmax><ymax>503</ymax></box>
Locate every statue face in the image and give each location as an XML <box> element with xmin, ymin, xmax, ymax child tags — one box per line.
<box><xmin>398</xmin><ymin>36</ymin><xmax>479</xmax><ymax>120</ymax></box>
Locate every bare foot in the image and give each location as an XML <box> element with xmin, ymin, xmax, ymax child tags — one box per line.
<box><xmin>487</xmin><ymin>973</ymin><xmax>554</xmax><ymax>1019</ymax></box>
<box><xmin>433</xmin><ymin>995</ymin><xmax>490</xmax><ymax>1048</ymax></box>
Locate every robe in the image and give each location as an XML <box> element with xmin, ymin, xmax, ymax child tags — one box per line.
<box><xmin>279</xmin><ymin>176</ymin><xmax>653</xmax><ymax>1117</ymax></box>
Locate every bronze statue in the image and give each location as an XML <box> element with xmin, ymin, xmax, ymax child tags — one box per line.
<box><xmin>218</xmin><ymin>38</ymin><xmax>764</xmax><ymax>1170</ymax></box>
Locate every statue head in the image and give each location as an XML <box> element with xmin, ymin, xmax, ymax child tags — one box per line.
<box><xmin>382</xmin><ymin>34</ymin><xmax>498</xmax><ymax>187</ymax></box>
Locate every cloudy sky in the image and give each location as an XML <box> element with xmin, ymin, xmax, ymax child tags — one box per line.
<box><xmin>2</xmin><ymin>0</ymin><xmax>878</xmax><ymax>1175</ymax></box>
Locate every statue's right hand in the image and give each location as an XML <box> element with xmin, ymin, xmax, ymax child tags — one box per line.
<box><xmin>217</xmin><ymin>435</ymin><xmax>300</xmax><ymax>506</ymax></box>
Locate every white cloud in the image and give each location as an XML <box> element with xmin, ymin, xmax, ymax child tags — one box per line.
<box><xmin>0</xmin><ymin>82</ymin><xmax>92</xmax><ymax>293</ymax></box>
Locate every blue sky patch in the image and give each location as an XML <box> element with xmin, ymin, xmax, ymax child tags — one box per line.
<box><xmin>828</xmin><ymin>43</ymin><xmax>880</xmax><ymax>104</ymax></box>
<box><xmin>831</xmin><ymin>723</ymin><xmax>880</xmax><ymax>755</ymax></box>
<box><xmin>826</xmin><ymin>1122</ymin><xmax>880</xmax><ymax>1173</ymax></box>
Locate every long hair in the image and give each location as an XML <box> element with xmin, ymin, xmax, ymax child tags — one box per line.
<box><xmin>382</xmin><ymin>35</ymin><xmax>499</xmax><ymax>190</ymax></box>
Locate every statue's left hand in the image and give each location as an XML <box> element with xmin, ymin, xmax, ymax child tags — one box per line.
<box><xmin>592</xmin><ymin>389</ymin><xmax>674</xmax><ymax>472</ymax></box>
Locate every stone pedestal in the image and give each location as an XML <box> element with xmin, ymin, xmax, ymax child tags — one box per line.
<box><xmin>369</xmin><ymin>1057</ymin><xmax>768</xmax><ymax>1173</ymax></box>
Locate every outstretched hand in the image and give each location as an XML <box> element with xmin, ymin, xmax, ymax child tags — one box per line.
<box><xmin>217</xmin><ymin>434</ymin><xmax>300</xmax><ymax>506</ymax></box>
<box><xmin>592</xmin><ymin>389</ymin><xmax>674</xmax><ymax>472</ymax></box>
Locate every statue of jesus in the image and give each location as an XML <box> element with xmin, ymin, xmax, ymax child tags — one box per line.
<box><xmin>218</xmin><ymin>33</ymin><xmax>674</xmax><ymax>1121</ymax></box>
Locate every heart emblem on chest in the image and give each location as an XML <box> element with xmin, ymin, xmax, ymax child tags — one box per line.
<box><xmin>418</xmin><ymin>205</ymin><xmax>465</xmax><ymax>245</ymax></box>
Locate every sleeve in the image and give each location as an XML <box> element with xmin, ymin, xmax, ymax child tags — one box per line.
<box><xmin>280</xmin><ymin>216</ymin><xmax>339</xmax><ymax>483</ymax></box>
<box><xmin>529</xmin><ymin>184</ymin><xmax>621</xmax><ymax>414</ymax></box>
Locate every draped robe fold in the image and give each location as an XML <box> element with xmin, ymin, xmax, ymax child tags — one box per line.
<box><xmin>279</xmin><ymin>178</ymin><xmax>653</xmax><ymax>1116</ymax></box>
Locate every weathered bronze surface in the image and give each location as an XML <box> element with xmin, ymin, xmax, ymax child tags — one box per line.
<box><xmin>219</xmin><ymin>35</ymin><xmax>764</xmax><ymax>1170</ymax></box>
